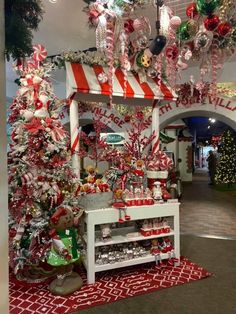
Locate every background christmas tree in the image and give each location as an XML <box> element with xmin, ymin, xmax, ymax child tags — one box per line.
<box><xmin>215</xmin><ymin>129</ymin><xmax>236</xmax><ymax>187</ymax></box>
<box><xmin>8</xmin><ymin>47</ymin><xmax>80</xmax><ymax>280</ymax></box>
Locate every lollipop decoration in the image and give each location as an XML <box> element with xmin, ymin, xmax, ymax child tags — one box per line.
<box><xmin>32</xmin><ymin>44</ymin><xmax>47</xmax><ymax>62</ymax></box>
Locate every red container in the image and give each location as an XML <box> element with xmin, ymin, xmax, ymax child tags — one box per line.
<box><xmin>140</xmin><ymin>228</ymin><xmax>153</xmax><ymax>237</ymax></box>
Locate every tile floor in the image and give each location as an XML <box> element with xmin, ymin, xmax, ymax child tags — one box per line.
<box><xmin>180</xmin><ymin>168</ymin><xmax>236</xmax><ymax>239</ymax></box>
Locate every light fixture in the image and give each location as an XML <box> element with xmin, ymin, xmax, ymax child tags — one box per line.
<box><xmin>207</xmin><ymin>126</ymin><xmax>211</xmax><ymax>129</ymax></box>
<box><xmin>49</xmin><ymin>0</ymin><xmax>57</xmax><ymax>3</ymax></box>
<box><xmin>209</xmin><ymin>118</ymin><xmax>216</xmax><ymax>123</ymax></box>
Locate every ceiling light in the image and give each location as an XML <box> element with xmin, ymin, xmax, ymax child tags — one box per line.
<box><xmin>207</xmin><ymin>126</ymin><xmax>211</xmax><ymax>129</ymax></box>
<box><xmin>49</xmin><ymin>0</ymin><xmax>57</xmax><ymax>3</ymax></box>
<box><xmin>211</xmin><ymin>118</ymin><xmax>216</xmax><ymax>123</ymax></box>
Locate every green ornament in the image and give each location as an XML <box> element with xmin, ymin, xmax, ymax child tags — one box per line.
<box><xmin>136</xmin><ymin>51</ymin><xmax>144</xmax><ymax>67</ymax></box>
<box><xmin>176</xmin><ymin>21</ymin><xmax>191</xmax><ymax>41</ymax></box>
<box><xmin>196</xmin><ymin>0</ymin><xmax>221</xmax><ymax>16</ymax></box>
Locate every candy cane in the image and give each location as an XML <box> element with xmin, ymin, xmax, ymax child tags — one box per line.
<box><xmin>211</xmin><ymin>41</ymin><xmax>219</xmax><ymax>104</ymax></box>
<box><xmin>152</xmin><ymin>100</ymin><xmax>160</xmax><ymax>155</ymax></box>
<box><xmin>106</xmin><ymin>22</ymin><xmax>115</xmax><ymax>107</ymax></box>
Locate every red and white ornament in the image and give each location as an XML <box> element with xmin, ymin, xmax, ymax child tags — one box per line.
<box><xmin>98</xmin><ymin>72</ymin><xmax>108</xmax><ymax>83</ymax></box>
<box><xmin>32</xmin><ymin>44</ymin><xmax>47</xmax><ymax>62</ymax></box>
<box><xmin>169</xmin><ymin>16</ymin><xmax>182</xmax><ymax>30</ymax></box>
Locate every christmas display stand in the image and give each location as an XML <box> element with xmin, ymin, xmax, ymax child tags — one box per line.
<box><xmin>65</xmin><ymin>62</ymin><xmax>178</xmax><ymax>176</ymax></box>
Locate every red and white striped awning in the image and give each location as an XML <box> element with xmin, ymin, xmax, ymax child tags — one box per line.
<box><xmin>66</xmin><ymin>62</ymin><xmax>177</xmax><ymax>105</ymax></box>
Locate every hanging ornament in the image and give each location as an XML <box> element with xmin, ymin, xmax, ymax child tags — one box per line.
<box><xmin>148</xmin><ymin>35</ymin><xmax>167</xmax><ymax>56</ymax></box>
<box><xmin>165</xmin><ymin>45</ymin><xmax>179</xmax><ymax>60</ymax></box>
<box><xmin>204</xmin><ymin>15</ymin><xmax>220</xmax><ymax>31</ymax></box>
<box><xmin>217</xmin><ymin>22</ymin><xmax>232</xmax><ymax>37</ymax></box>
<box><xmin>136</xmin><ymin>51</ymin><xmax>151</xmax><ymax>68</ymax></box>
<box><xmin>194</xmin><ymin>31</ymin><xmax>213</xmax><ymax>51</ymax></box>
<box><xmin>147</xmin><ymin>67</ymin><xmax>158</xmax><ymax>78</ymax></box>
<box><xmin>186</xmin><ymin>3</ymin><xmax>199</xmax><ymax>19</ymax></box>
<box><xmin>169</xmin><ymin>16</ymin><xmax>182</xmax><ymax>30</ymax></box>
<box><xmin>187</xmin><ymin>19</ymin><xmax>198</xmax><ymax>37</ymax></box>
<box><xmin>124</xmin><ymin>19</ymin><xmax>134</xmax><ymax>33</ymax></box>
<box><xmin>32</xmin><ymin>44</ymin><xmax>47</xmax><ymax>62</ymax></box>
<box><xmin>176</xmin><ymin>21</ymin><xmax>191</xmax><ymax>41</ymax></box>
<box><xmin>196</xmin><ymin>0</ymin><xmax>221</xmax><ymax>16</ymax></box>
<box><xmin>136</xmin><ymin>35</ymin><xmax>149</xmax><ymax>49</ymax></box>
<box><xmin>183</xmin><ymin>49</ymin><xmax>193</xmax><ymax>60</ymax></box>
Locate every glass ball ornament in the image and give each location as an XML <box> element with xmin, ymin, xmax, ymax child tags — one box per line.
<box><xmin>176</xmin><ymin>21</ymin><xmax>191</xmax><ymax>41</ymax></box>
<box><xmin>169</xmin><ymin>16</ymin><xmax>182</xmax><ymax>30</ymax></box>
<box><xmin>204</xmin><ymin>15</ymin><xmax>220</xmax><ymax>31</ymax></box>
<box><xmin>136</xmin><ymin>35</ymin><xmax>149</xmax><ymax>49</ymax></box>
<box><xmin>196</xmin><ymin>0</ymin><xmax>221</xmax><ymax>16</ymax></box>
<box><xmin>187</xmin><ymin>19</ymin><xmax>198</xmax><ymax>36</ymax></box>
<box><xmin>194</xmin><ymin>31</ymin><xmax>213</xmax><ymax>50</ymax></box>
<box><xmin>146</xmin><ymin>67</ymin><xmax>158</xmax><ymax>78</ymax></box>
<box><xmin>186</xmin><ymin>3</ymin><xmax>199</xmax><ymax>19</ymax></box>
<box><xmin>217</xmin><ymin>22</ymin><xmax>232</xmax><ymax>37</ymax></box>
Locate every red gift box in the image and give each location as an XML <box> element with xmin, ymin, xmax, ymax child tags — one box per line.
<box><xmin>140</xmin><ymin>228</ymin><xmax>153</xmax><ymax>237</ymax></box>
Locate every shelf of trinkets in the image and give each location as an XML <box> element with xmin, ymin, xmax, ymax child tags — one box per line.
<box><xmin>80</xmin><ymin>203</ymin><xmax>180</xmax><ymax>284</ymax></box>
<box><xmin>82</xmin><ymin>218</ymin><xmax>174</xmax><ymax>247</ymax></box>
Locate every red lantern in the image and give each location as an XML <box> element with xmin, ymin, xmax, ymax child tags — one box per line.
<box><xmin>217</xmin><ymin>22</ymin><xmax>232</xmax><ymax>37</ymax></box>
<box><xmin>165</xmin><ymin>45</ymin><xmax>179</xmax><ymax>60</ymax></box>
<box><xmin>186</xmin><ymin>3</ymin><xmax>199</xmax><ymax>19</ymax></box>
<box><xmin>204</xmin><ymin>15</ymin><xmax>220</xmax><ymax>31</ymax></box>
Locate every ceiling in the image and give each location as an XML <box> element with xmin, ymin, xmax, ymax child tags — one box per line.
<box><xmin>6</xmin><ymin>0</ymin><xmax>236</xmax><ymax>140</ymax></box>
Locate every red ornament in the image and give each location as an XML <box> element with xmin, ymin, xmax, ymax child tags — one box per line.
<box><xmin>186</xmin><ymin>3</ymin><xmax>199</xmax><ymax>19</ymax></box>
<box><xmin>124</xmin><ymin>114</ymin><xmax>131</xmax><ymax>122</ymax></box>
<box><xmin>124</xmin><ymin>19</ymin><xmax>134</xmax><ymax>33</ymax></box>
<box><xmin>165</xmin><ymin>45</ymin><xmax>179</xmax><ymax>60</ymax></box>
<box><xmin>217</xmin><ymin>22</ymin><xmax>232</xmax><ymax>37</ymax></box>
<box><xmin>204</xmin><ymin>15</ymin><xmax>220</xmax><ymax>31</ymax></box>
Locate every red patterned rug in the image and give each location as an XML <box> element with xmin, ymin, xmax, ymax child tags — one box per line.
<box><xmin>10</xmin><ymin>257</ymin><xmax>212</xmax><ymax>314</ymax></box>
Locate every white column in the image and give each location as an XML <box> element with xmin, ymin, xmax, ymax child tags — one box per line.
<box><xmin>69</xmin><ymin>99</ymin><xmax>80</xmax><ymax>178</ymax></box>
<box><xmin>152</xmin><ymin>100</ymin><xmax>160</xmax><ymax>154</ymax></box>
<box><xmin>0</xmin><ymin>0</ymin><xmax>9</xmax><ymax>312</ymax></box>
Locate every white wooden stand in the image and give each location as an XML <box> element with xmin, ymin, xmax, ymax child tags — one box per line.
<box><xmin>81</xmin><ymin>203</ymin><xmax>180</xmax><ymax>284</ymax></box>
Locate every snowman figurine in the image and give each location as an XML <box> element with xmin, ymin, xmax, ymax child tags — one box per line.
<box><xmin>152</xmin><ymin>181</ymin><xmax>163</xmax><ymax>202</ymax></box>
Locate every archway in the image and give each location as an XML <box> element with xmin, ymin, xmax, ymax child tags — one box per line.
<box><xmin>159</xmin><ymin>96</ymin><xmax>236</xmax><ymax>130</ymax></box>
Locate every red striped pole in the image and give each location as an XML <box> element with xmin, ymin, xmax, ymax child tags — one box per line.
<box><xmin>152</xmin><ymin>100</ymin><xmax>160</xmax><ymax>154</ymax></box>
<box><xmin>69</xmin><ymin>98</ymin><xmax>80</xmax><ymax>178</ymax></box>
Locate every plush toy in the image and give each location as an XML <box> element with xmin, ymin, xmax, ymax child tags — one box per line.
<box><xmin>95</xmin><ymin>179</ymin><xmax>110</xmax><ymax>192</ymax></box>
<box><xmin>47</xmin><ymin>206</ymin><xmax>84</xmax><ymax>296</ymax></box>
<box><xmin>112</xmin><ymin>189</ymin><xmax>131</xmax><ymax>223</ymax></box>
<box><xmin>85</xmin><ymin>165</ymin><xmax>97</xmax><ymax>184</ymax></box>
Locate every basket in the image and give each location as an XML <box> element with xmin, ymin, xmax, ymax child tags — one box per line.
<box><xmin>78</xmin><ymin>191</ymin><xmax>113</xmax><ymax>210</ymax></box>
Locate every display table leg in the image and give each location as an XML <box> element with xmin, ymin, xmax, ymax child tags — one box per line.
<box><xmin>174</xmin><ymin>210</ymin><xmax>180</xmax><ymax>266</ymax></box>
<box><xmin>87</xmin><ymin>219</ymin><xmax>95</xmax><ymax>284</ymax></box>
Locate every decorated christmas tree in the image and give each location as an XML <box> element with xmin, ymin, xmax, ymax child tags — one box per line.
<box><xmin>215</xmin><ymin>129</ymin><xmax>236</xmax><ymax>187</ymax></box>
<box><xmin>8</xmin><ymin>46</ymin><xmax>81</xmax><ymax>283</ymax></box>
